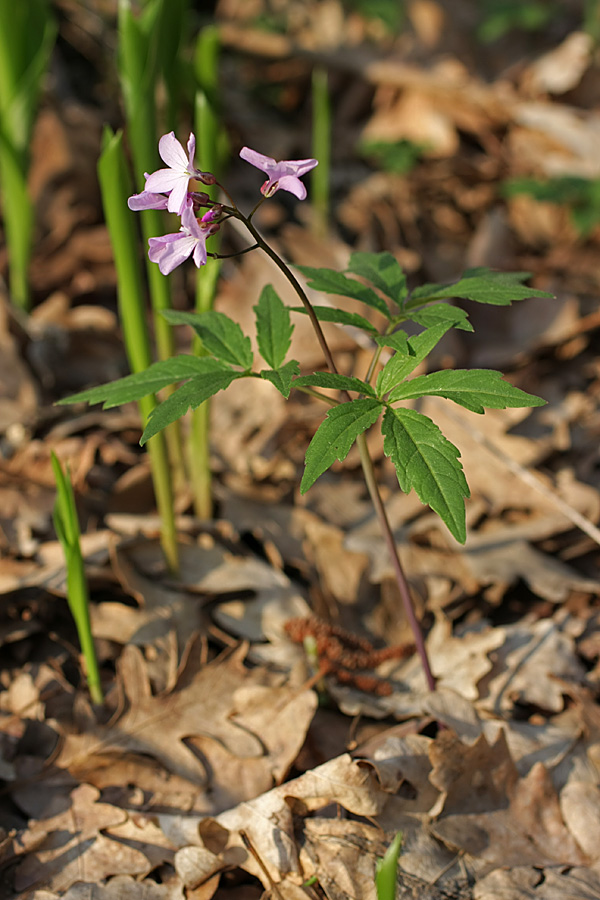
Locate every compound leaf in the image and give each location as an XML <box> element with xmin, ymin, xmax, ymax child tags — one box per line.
<box><xmin>410</xmin><ymin>269</ymin><xmax>553</xmax><ymax>307</ymax></box>
<box><xmin>141</xmin><ymin>369</ymin><xmax>241</xmax><ymax>444</ymax></box>
<box><xmin>254</xmin><ymin>284</ymin><xmax>294</xmax><ymax>369</ymax></box>
<box><xmin>388</xmin><ymin>368</ymin><xmax>546</xmax><ymax>412</ymax></box>
<box><xmin>376</xmin><ymin>322</ymin><xmax>453</xmax><ymax>395</ymax></box>
<box><xmin>301</xmin><ymin>398</ymin><xmax>383</xmax><ymax>494</ymax></box>
<box><xmin>291</xmin><ymin>305</ymin><xmax>378</xmax><ymax>334</ymax></box>
<box><xmin>294</xmin><ymin>372</ymin><xmax>377</xmax><ymax>397</ymax></box>
<box><xmin>57</xmin><ymin>356</ymin><xmax>229</xmax><ymax>409</ymax></box>
<box><xmin>295</xmin><ymin>265</ymin><xmax>390</xmax><ymax>318</ymax></box>
<box><xmin>260</xmin><ymin>359</ymin><xmax>300</xmax><ymax>398</ymax></box>
<box><xmin>162</xmin><ymin>309</ymin><xmax>253</xmax><ymax>368</ymax></box>
<box><xmin>347</xmin><ymin>251</ymin><xmax>407</xmax><ymax>308</ymax></box>
<box><xmin>382</xmin><ymin>407</ymin><xmax>469</xmax><ymax>542</ymax></box>
<box><xmin>408</xmin><ymin>302</ymin><xmax>474</xmax><ymax>332</ymax></box>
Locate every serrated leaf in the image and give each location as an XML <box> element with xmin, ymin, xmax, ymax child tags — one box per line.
<box><xmin>140</xmin><ymin>370</ymin><xmax>241</xmax><ymax>444</ymax></box>
<box><xmin>410</xmin><ymin>269</ymin><xmax>553</xmax><ymax>307</ymax></box>
<box><xmin>388</xmin><ymin>369</ymin><xmax>546</xmax><ymax>412</ymax></box>
<box><xmin>409</xmin><ymin>302</ymin><xmax>474</xmax><ymax>332</ymax></box>
<box><xmin>376</xmin><ymin>322</ymin><xmax>453</xmax><ymax>395</ymax></box>
<box><xmin>254</xmin><ymin>284</ymin><xmax>294</xmax><ymax>369</ymax></box>
<box><xmin>382</xmin><ymin>407</ymin><xmax>469</xmax><ymax>542</ymax></box>
<box><xmin>291</xmin><ymin>305</ymin><xmax>378</xmax><ymax>334</ymax></box>
<box><xmin>260</xmin><ymin>360</ymin><xmax>300</xmax><ymax>398</ymax></box>
<box><xmin>374</xmin><ymin>331</ymin><xmax>411</xmax><ymax>355</ymax></box>
<box><xmin>301</xmin><ymin>398</ymin><xmax>383</xmax><ymax>494</ymax></box>
<box><xmin>346</xmin><ymin>251</ymin><xmax>407</xmax><ymax>307</ymax></box>
<box><xmin>162</xmin><ymin>309</ymin><xmax>253</xmax><ymax>368</ymax></box>
<box><xmin>57</xmin><ymin>356</ymin><xmax>229</xmax><ymax>409</ymax></box>
<box><xmin>293</xmin><ymin>372</ymin><xmax>377</xmax><ymax>397</ymax></box>
<box><xmin>295</xmin><ymin>265</ymin><xmax>391</xmax><ymax>318</ymax></box>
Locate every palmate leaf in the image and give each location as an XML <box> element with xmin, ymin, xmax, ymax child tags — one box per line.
<box><xmin>382</xmin><ymin>407</ymin><xmax>469</xmax><ymax>543</ymax></box>
<box><xmin>409</xmin><ymin>268</ymin><xmax>553</xmax><ymax>307</ymax></box>
<box><xmin>291</xmin><ymin>305</ymin><xmax>378</xmax><ymax>334</ymax></box>
<box><xmin>374</xmin><ymin>331</ymin><xmax>411</xmax><ymax>355</ymax></box>
<box><xmin>260</xmin><ymin>360</ymin><xmax>300</xmax><ymax>398</ymax></box>
<box><xmin>293</xmin><ymin>372</ymin><xmax>377</xmax><ymax>397</ymax></box>
<box><xmin>376</xmin><ymin>322</ymin><xmax>454</xmax><ymax>396</ymax></box>
<box><xmin>388</xmin><ymin>369</ymin><xmax>546</xmax><ymax>412</ymax></box>
<box><xmin>346</xmin><ymin>251</ymin><xmax>407</xmax><ymax>308</ymax></box>
<box><xmin>254</xmin><ymin>285</ymin><xmax>294</xmax><ymax>369</ymax></box>
<box><xmin>141</xmin><ymin>369</ymin><xmax>241</xmax><ymax>444</ymax></box>
<box><xmin>301</xmin><ymin>398</ymin><xmax>383</xmax><ymax>494</ymax></box>
<box><xmin>162</xmin><ymin>309</ymin><xmax>253</xmax><ymax>368</ymax></box>
<box><xmin>56</xmin><ymin>356</ymin><xmax>229</xmax><ymax>409</ymax></box>
<box><xmin>295</xmin><ymin>265</ymin><xmax>391</xmax><ymax>318</ymax></box>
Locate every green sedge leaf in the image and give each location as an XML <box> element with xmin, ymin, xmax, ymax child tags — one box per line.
<box><xmin>254</xmin><ymin>284</ymin><xmax>294</xmax><ymax>369</ymax></box>
<box><xmin>410</xmin><ymin>269</ymin><xmax>553</xmax><ymax>307</ymax></box>
<box><xmin>141</xmin><ymin>370</ymin><xmax>241</xmax><ymax>445</ymax></box>
<box><xmin>388</xmin><ymin>369</ymin><xmax>546</xmax><ymax>412</ymax></box>
<box><xmin>291</xmin><ymin>306</ymin><xmax>378</xmax><ymax>334</ymax></box>
<box><xmin>57</xmin><ymin>356</ymin><xmax>229</xmax><ymax>409</ymax></box>
<box><xmin>409</xmin><ymin>302</ymin><xmax>473</xmax><ymax>332</ymax></box>
<box><xmin>375</xmin><ymin>832</ymin><xmax>403</xmax><ymax>900</ymax></box>
<box><xmin>347</xmin><ymin>251</ymin><xmax>407</xmax><ymax>308</ymax></box>
<box><xmin>374</xmin><ymin>331</ymin><xmax>411</xmax><ymax>355</ymax></box>
<box><xmin>162</xmin><ymin>309</ymin><xmax>253</xmax><ymax>368</ymax></box>
<box><xmin>301</xmin><ymin>398</ymin><xmax>383</xmax><ymax>494</ymax></box>
<box><xmin>377</xmin><ymin>323</ymin><xmax>453</xmax><ymax>395</ymax></box>
<box><xmin>295</xmin><ymin>265</ymin><xmax>391</xmax><ymax>318</ymax></box>
<box><xmin>260</xmin><ymin>360</ymin><xmax>300</xmax><ymax>398</ymax></box>
<box><xmin>293</xmin><ymin>372</ymin><xmax>377</xmax><ymax>397</ymax></box>
<box><xmin>382</xmin><ymin>407</ymin><xmax>469</xmax><ymax>543</ymax></box>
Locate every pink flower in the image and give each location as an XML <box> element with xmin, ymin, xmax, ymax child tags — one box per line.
<box><xmin>239</xmin><ymin>147</ymin><xmax>318</xmax><ymax>200</ymax></box>
<box><xmin>144</xmin><ymin>132</ymin><xmax>204</xmax><ymax>215</ymax></box>
<box><xmin>127</xmin><ymin>189</ymin><xmax>169</xmax><ymax>211</ymax></box>
<box><xmin>148</xmin><ymin>204</ymin><xmax>220</xmax><ymax>275</ymax></box>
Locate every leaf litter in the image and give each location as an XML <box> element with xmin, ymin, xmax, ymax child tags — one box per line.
<box><xmin>3</xmin><ymin>0</ymin><xmax>600</xmax><ymax>898</ymax></box>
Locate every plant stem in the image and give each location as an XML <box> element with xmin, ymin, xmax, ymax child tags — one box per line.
<box><xmin>239</xmin><ymin>214</ymin><xmax>436</xmax><ymax>690</ymax></box>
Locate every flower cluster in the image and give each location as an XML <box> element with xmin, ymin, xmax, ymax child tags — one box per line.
<box><xmin>128</xmin><ymin>132</ymin><xmax>318</xmax><ymax>275</ymax></box>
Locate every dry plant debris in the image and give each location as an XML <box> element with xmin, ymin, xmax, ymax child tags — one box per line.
<box><xmin>2</xmin><ymin>0</ymin><xmax>600</xmax><ymax>898</ymax></box>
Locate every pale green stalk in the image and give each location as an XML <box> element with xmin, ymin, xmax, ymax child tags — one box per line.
<box><xmin>98</xmin><ymin>128</ymin><xmax>178</xmax><ymax>573</ymax></box>
<box><xmin>0</xmin><ymin>0</ymin><xmax>56</xmax><ymax>309</ymax></box>
<box><xmin>118</xmin><ymin>0</ymin><xmax>186</xmax><ymax>483</ymax></box>
<box><xmin>51</xmin><ymin>452</ymin><xmax>103</xmax><ymax>705</ymax></box>
<box><xmin>311</xmin><ymin>66</ymin><xmax>331</xmax><ymax>238</ymax></box>
<box><xmin>376</xmin><ymin>833</ymin><xmax>403</xmax><ymax>900</ymax></box>
<box><xmin>189</xmin><ymin>26</ymin><xmax>225</xmax><ymax>518</ymax></box>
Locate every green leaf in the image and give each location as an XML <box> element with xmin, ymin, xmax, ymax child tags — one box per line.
<box><xmin>388</xmin><ymin>369</ymin><xmax>546</xmax><ymax>412</ymax></box>
<box><xmin>376</xmin><ymin>322</ymin><xmax>453</xmax><ymax>395</ymax></box>
<box><xmin>57</xmin><ymin>356</ymin><xmax>229</xmax><ymax>409</ymax></box>
<box><xmin>409</xmin><ymin>302</ymin><xmax>474</xmax><ymax>332</ymax></box>
<box><xmin>261</xmin><ymin>360</ymin><xmax>300</xmax><ymax>398</ymax></box>
<box><xmin>347</xmin><ymin>251</ymin><xmax>407</xmax><ymax>308</ymax></box>
<box><xmin>141</xmin><ymin>370</ymin><xmax>241</xmax><ymax>444</ymax></box>
<box><xmin>293</xmin><ymin>372</ymin><xmax>377</xmax><ymax>397</ymax></box>
<box><xmin>254</xmin><ymin>284</ymin><xmax>294</xmax><ymax>369</ymax></box>
<box><xmin>374</xmin><ymin>331</ymin><xmax>411</xmax><ymax>355</ymax></box>
<box><xmin>291</xmin><ymin>305</ymin><xmax>378</xmax><ymax>334</ymax></box>
<box><xmin>162</xmin><ymin>309</ymin><xmax>253</xmax><ymax>368</ymax></box>
<box><xmin>375</xmin><ymin>833</ymin><xmax>403</xmax><ymax>900</ymax></box>
<box><xmin>301</xmin><ymin>398</ymin><xmax>383</xmax><ymax>494</ymax></box>
<box><xmin>382</xmin><ymin>407</ymin><xmax>469</xmax><ymax>543</ymax></box>
<box><xmin>295</xmin><ymin>265</ymin><xmax>391</xmax><ymax>318</ymax></box>
<box><xmin>410</xmin><ymin>269</ymin><xmax>553</xmax><ymax>307</ymax></box>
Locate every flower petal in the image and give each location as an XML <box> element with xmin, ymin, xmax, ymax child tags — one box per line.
<box><xmin>167</xmin><ymin>179</ymin><xmax>190</xmax><ymax>215</ymax></box>
<box><xmin>154</xmin><ymin>235</ymin><xmax>196</xmax><ymax>275</ymax></box>
<box><xmin>239</xmin><ymin>147</ymin><xmax>277</xmax><ymax>173</ymax></box>
<box><xmin>158</xmin><ymin>131</ymin><xmax>189</xmax><ymax>169</ymax></box>
<box><xmin>187</xmin><ymin>133</ymin><xmax>196</xmax><ymax>166</ymax></box>
<box><xmin>128</xmin><ymin>191</ymin><xmax>168</xmax><ymax>211</ymax></box>
<box><xmin>145</xmin><ymin>168</ymin><xmax>184</xmax><ymax>194</ymax></box>
<box><xmin>275</xmin><ymin>175</ymin><xmax>307</xmax><ymax>200</ymax></box>
<box><xmin>192</xmin><ymin>238</ymin><xmax>208</xmax><ymax>268</ymax></box>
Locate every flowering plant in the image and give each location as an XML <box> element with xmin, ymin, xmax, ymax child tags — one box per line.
<box><xmin>62</xmin><ymin>131</ymin><xmax>549</xmax><ymax>689</ymax></box>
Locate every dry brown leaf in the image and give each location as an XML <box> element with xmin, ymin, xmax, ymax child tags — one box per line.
<box><xmin>474</xmin><ymin>865</ymin><xmax>600</xmax><ymax>900</ymax></box>
<box><xmin>59</xmin><ymin>875</ymin><xmax>185</xmax><ymax>899</ymax></box>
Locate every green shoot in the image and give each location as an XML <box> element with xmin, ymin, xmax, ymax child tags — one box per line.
<box><xmin>0</xmin><ymin>0</ymin><xmax>56</xmax><ymax>309</ymax></box>
<box><xmin>51</xmin><ymin>452</ymin><xmax>103</xmax><ymax>705</ymax></box>
<box><xmin>375</xmin><ymin>832</ymin><xmax>403</xmax><ymax>900</ymax></box>
<box><xmin>311</xmin><ymin>66</ymin><xmax>331</xmax><ymax>237</ymax></box>
<box><xmin>97</xmin><ymin>128</ymin><xmax>178</xmax><ymax>573</ymax></box>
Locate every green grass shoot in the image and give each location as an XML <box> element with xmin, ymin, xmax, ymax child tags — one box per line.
<box><xmin>118</xmin><ymin>0</ymin><xmax>187</xmax><ymax>485</ymax></box>
<box><xmin>98</xmin><ymin>127</ymin><xmax>178</xmax><ymax>573</ymax></box>
<box><xmin>0</xmin><ymin>0</ymin><xmax>56</xmax><ymax>309</ymax></box>
<box><xmin>51</xmin><ymin>452</ymin><xmax>103</xmax><ymax>705</ymax></box>
<box><xmin>375</xmin><ymin>832</ymin><xmax>403</xmax><ymax>900</ymax></box>
<box><xmin>311</xmin><ymin>66</ymin><xmax>331</xmax><ymax>238</ymax></box>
